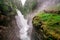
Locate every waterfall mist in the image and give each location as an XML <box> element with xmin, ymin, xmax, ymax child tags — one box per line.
<box><xmin>15</xmin><ymin>9</ymin><xmax>30</xmax><ymax>40</ymax></box>
<box><xmin>20</xmin><ymin>0</ymin><xmax>26</xmax><ymax>6</ymax></box>
<box><xmin>15</xmin><ymin>0</ymin><xmax>60</xmax><ymax>40</ymax></box>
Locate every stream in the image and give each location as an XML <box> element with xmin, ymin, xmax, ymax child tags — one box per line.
<box><xmin>15</xmin><ymin>1</ymin><xmax>49</xmax><ymax>40</ymax></box>
<box><xmin>15</xmin><ymin>9</ymin><xmax>30</xmax><ymax>40</ymax></box>
<box><xmin>15</xmin><ymin>0</ymin><xmax>59</xmax><ymax>40</ymax></box>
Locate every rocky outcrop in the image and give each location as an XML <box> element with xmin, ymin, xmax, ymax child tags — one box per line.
<box><xmin>0</xmin><ymin>0</ymin><xmax>19</xmax><ymax>40</ymax></box>
<box><xmin>32</xmin><ymin>10</ymin><xmax>60</xmax><ymax>40</ymax></box>
<box><xmin>32</xmin><ymin>1</ymin><xmax>60</xmax><ymax>39</ymax></box>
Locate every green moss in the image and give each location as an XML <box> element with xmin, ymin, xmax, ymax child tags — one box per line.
<box><xmin>32</xmin><ymin>11</ymin><xmax>60</xmax><ymax>40</ymax></box>
<box><xmin>37</xmin><ymin>12</ymin><xmax>60</xmax><ymax>25</ymax></box>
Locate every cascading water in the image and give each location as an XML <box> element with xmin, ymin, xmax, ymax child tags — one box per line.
<box><xmin>15</xmin><ymin>9</ymin><xmax>30</xmax><ymax>40</ymax></box>
<box><xmin>14</xmin><ymin>0</ymin><xmax>60</xmax><ymax>40</ymax></box>
<box><xmin>20</xmin><ymin>0</ymin><xmax>26</xmax><ymax>6</ymax></box>
<box><xmin>15</xmin><ymin>0</ymin><xmax>31</xmax><ymax>40</ymax></box>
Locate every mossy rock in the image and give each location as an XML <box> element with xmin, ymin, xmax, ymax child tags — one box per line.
<box><xmin>32</xmin><ymin>11</ymin><xmax>60</xmax><ymax>40</ymax></box>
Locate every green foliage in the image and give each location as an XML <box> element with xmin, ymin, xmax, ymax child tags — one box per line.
<box><xmin>0</xmin><ymin>0</ymin><xmax>4</xmax><ymax>4</ymax></box>
<box><xmin>0</xmin><ymin>0</ymin><xmax>17</xmax><ymax>16</ymax></box>
<box><xmin>37</xmin><ymin>12</ymin><xmax>60</xmax><ymax>25</ymax></box>
<box><xmin>0</xmin><ymin>4</ymin><xmax>9</xmax><ymax>12</ymax></box>
<box><xmin>20</xmin><ymin>0</ymin><xmax>37</xmax><ymax>15</ymax></box>
<box><xmin>32</xmin><ymin>11</ymin><xmax>60</xmax><ymax>40</ymax></box>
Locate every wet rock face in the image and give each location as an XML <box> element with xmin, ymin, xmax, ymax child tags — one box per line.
<box><xmin>0</xmin><ymin>15</ymin><xmax>10</xmax><ymax>26</ymax></box>
<box><xmin>0</xmin><ymin>26</ymin><xmax>7</xmax><ymax>40</ymax></box>
<box><xmin>0</xmin><ymin>1</ymin><xmax>19</xmax><ymax>40</ymax></box>
<box><xmin>31</xmin><ymin>28</ymin><xmax>45</xmax><ymax>40</ymax></box>
<box><xmin>0</xmin><ymin>15</ymin><xmax>8</xmax><ymax>40</ymax></box>
<box><xmin>32</xmin><ymin>16</ymin><xmax>42</xmax><ymax>31</ymax></box>
<box><xmin>32</xmin><ymin>16</ymin><xmax>45</xmax><ymax>40</ymax></box>
<box><xmin>0</xmin><ymin>12</ymin><xmax>19</xmax><ymax>40</ymax></box>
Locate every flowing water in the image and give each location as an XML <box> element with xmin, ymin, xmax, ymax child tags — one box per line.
<box><xmin>15</xmin><ymin>0</ymin><xmax>30</xmax><ymax>40</ymax></box>
<box><xmin>15</xmin><ymin>0</ymin><xmax>60</xmax><ymax>40</ymax></box>
<box><xmin>20</xmin><ymin>0</ymin><xmax>26</xmax><ymax>6</ymax></box>
<box><xmin>15</xmin><ymin>9</ymin><xmax>30</xmax><ymax>40</ymax></box>
<box><xmin>15</xmin><ymin>1</ymin><xmax>49</xmax><ymax>40</ymax></box>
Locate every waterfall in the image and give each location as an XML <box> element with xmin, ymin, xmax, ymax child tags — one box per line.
<box><xmin>20</xmin><ymin>0</ymin><xmax>26</xmax><ymax>6</ymax></box>
<box><xmin>15</xmin><ymin>0</ymin><xmax>31</xmax><ymax>40</ymax></box>
<box><xmin>14</xmin><ymin>0</ymin><xmax>59</xmax><ymax>40</ymax></box>
<box><xmin>15</xmin><ymin>9</ymin><xmax>30</xmax><ymax>40</ymax></box>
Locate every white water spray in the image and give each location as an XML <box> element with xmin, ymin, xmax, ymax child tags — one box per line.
<box><xmin>15</xmin><ymin>0</ymin><xmax>58</xmax><ymax>40</ymax></box>
<box><xmin>20</xmin><ymin>0</ymin><xmax>26</xmax><ymax>6</ymax></box>
<box><xmin>15</xmin><ymin>9</ymin><xmax>30</xmax><ymax>40</ymax></box>
<box><xmin>15</xmin><ymin>0</ymin><xmax>31</xmax><ymax>40</ymax></box>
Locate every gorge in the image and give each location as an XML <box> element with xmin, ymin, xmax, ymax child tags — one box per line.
<box><xmin>0</xmin><ymin>0</ymin><xmax>60</xmax><ymax>40</ymax></box>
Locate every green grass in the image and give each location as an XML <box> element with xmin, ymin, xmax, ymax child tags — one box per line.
<box><xmin>32</xmin><ymin>11</ymin><xmax>60</xmax><ymax>40</ymax></box>
<box><xmin>37</xmin><ymin>12</ymin><xmax>60</xmax><ymax>25</ymax></box>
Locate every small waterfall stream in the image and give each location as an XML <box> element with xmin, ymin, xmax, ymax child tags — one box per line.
<box><xmin>20</xmin><ymin>0</ymin><xmax>26</xmax><ymax>6</ymax></box>
<box><xmin>15</xmin><ymin>0</ymin><xmax>31</xmax><ymax>40</ymax></box>
<box><xmin>14</xmin><ymin>0</ymin><xmax>60</xmax><ymax>40</ymax></box>
<box><xmin>15</xmin><ymin>9</ymin><xmax>30</xmax><ymax>40</ymax></box>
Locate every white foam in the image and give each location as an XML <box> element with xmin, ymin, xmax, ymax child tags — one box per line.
<box><xmin>15</xmin><ymin>9</ymin><xmax>30</xmax><ymax>40</ymax></box>
<box><xmin>20</xmin><ymin>0</ymin><xmax>26</xmax><ymax>6</ymax></box>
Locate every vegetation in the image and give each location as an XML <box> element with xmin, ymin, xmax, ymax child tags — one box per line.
<box><xmin>0</xmin><ymin>0</ymin><xmax>16</xmax><ymax>27</ymax></box>
<box><xmin>20</xmin><ymin>0</ymin><xmax>37</xmax><ymax>15</ymax></box>
<box><xmin>0</xmin><ymin>0</ymin><xmax>16</xmax><ymax>16</ymax></box>
<box><xmin>32</xmin><ymin>4</ymin><xmax>60</xmax><ymax>40</ymax></box>
<box><xmin>32</xmin><ymin>11</ymin><xmax>60</xmax><ymax>40</ymax></box>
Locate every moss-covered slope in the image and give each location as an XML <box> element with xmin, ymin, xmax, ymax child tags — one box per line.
<box><xmin>32</xmin><ymin>11</ymin><xmax>60</xmax><ymax>40</ymax></box>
